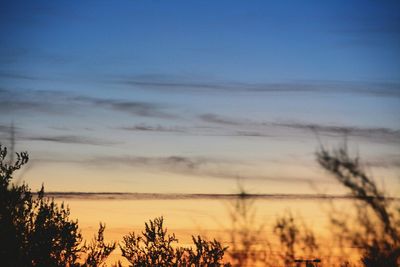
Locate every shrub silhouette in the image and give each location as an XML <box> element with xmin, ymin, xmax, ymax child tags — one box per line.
<box><xmin>120</xmin><ymin>216</ymin><xmax>231</xmax><ymax>266</ymax></box>
<box><xmin>274</xmin><ymin>212</ymin><xmax>298</xmax><ymax>265</ymax></box>
<box><xmin>2</xmin><ymin>140</ymin><xmax>399</xmax><ymax>266</ymax></box>
<box><xmin>317</xmin><ymin>144</ymin><xmax>400</xmax><ymax>266</ymax></box>
<box><xmin>273</xmin><ymin>212</ymin><xmax>319</xmax><ymax>267</ymax></box>
<box><xmin>84</xmin><ymin>223</ymin><xmax>117</xmax><ymax>266</ymax></box>
<box><xmin>226</xmin><ymin>185</ymin><xmax>271</xmax><ymax>267</ymax></box>
<box><xmin>0</xmin><ymin>145</ymin><xmax>116</xmax><ymax>266</ymax></box>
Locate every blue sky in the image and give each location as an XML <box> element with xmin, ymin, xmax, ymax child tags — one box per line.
<box><xmin>1</xmin><ymin>0</ymin><xmax>399</xmax><ymax>195</ymax></box>
<box><xmin>2</xmin><ymin>0</ymin><xmax>399</xmax><ymax>82</ymax></box>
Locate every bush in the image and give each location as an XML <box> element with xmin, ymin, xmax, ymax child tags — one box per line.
<box><xmin>273</xmin><ymin>212</ymin><xmax>319</xmax><ymax>267</ymax></box>
<box><xmin>0</xmin><ymin>145</ymin><xmax>115</xmax><ymax>267</ymax></box>
<box><xmin>226</xmin><ymin>186</ymin><xmax>269</xmax><ymax>267</ymax></box>
<box><xmin>317</xmin><ymin>144</ymin><xmax>400</xmax><ymax>266</ymax></box>
<box><xmin>120</xmin><ymin>216</ymin><xmax>231</xmax><ymax>266</ymax></box>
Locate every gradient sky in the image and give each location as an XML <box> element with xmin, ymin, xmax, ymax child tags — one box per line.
<box><xmin>1</xmin><ymin>0</ymin><xmax>399</xmax><ymax>195</ymax></box>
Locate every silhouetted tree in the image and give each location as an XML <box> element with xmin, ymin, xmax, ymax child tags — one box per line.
<box><xmin>317</xmin><ymin>144</ymin><xmax>400</xmax><ymax>266</ymax></box>
<box><xmin>120</xmin><ymin>216</ymin><xmax>231</xmax><ymax>266</ymax></box>
<box><xmin>274</xmin><ymin>212</ymin><xmax>298</xmax><ymax>266</ymax></box>
<box><xmin>0</xmin><ymin>145</ymin><xmax>115</xmax><ymax>266</ymax></box>
<box><xmin>84</xmin><ymin>223</ymin><xmax>117</xmax><ymax>267</ymax></box>
<box><xmin>273</xmin><ymin>212</ymin><xmax>319</xmax><ymax>267</ymax></box>
<box><xmin>226</xmin><ymin>185</ymin><xmax>271</xmax><ymax>267</ymax></box>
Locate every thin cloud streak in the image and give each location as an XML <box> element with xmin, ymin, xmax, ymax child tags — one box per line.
<box><xmin>272</xmin><ymin>121</ymin><xmax>400</xmax><ymax>142</ymax></box>
<box><xmin>233</xmin><ymin>131</ymin><xmax>273</xmax><ymax>137</ymax></box>
<box><xmin>69</xmin><ymin>155</ymin><xmax>322</xmax><ymax>184</ymax></box>
<box><xmin>73</xmin><ymin>96</ymin><xmax>177</xmax><ymax>118</ymax></box>
<box><xmin>0</xmin><ymin>87</ymin><xmax>179</xmax><ymax>119</ymax></box>
<box><xmin>118</xmin><ymin>124</ymin><xmax>185</xmax><ymax>133</ymax></box>
<box><xmin>24</xmin><ymin>135</ymin><xmax>117</xmax><ymax>146</ymax></box>
<box><xmin>33</xmin><ymin>153</ymin><xmax>319</xmax><ymax>184</ymax></box>
<box><xmin>199</xmin><ymin>113</ymin><xmax>243</xmax><ymax>126</ymax></box>
<box><xmin>4</xmin><ymin>69</ymin><xmax>399</xmax><ymax>97</ymax></box>
<box><xmin>88</xmin><ymin>155</ymin><xmax>208</xmax><ymax>171</ymax></box>
<box><xmin>112</xmin><ymin>117</ymin><xmax>400</xmax><ymax>143</ymax></box>
<box><xmin>196</xmin><ymin>112</ymin><xmax>400</xmax><ymax>142</ymax></box>
<box><xmin>41</xmin><ymin>192</ymin><xmax>372</xmax><ymax>201</ymax></box>
<box><xmin>114</xmin><ymin>74</ymin><xmax>400</xmax><ymax>97</ymax></box>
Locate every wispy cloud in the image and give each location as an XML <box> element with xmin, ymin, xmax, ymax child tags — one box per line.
<box><xmin>73</xmin><ymin>96</ymin><xmax>177</xmax><ymax>118</ymax></box>
<box><xmin>199</xmin><ymin>113</ymin><xmax>243</xmax><ymax>126</ymax></box>
<box><xmin>233</xmin><ymin>131</ymin><xmax>273</xmax><ymax>137</ymax></box>
<box><xmin>115</xmin><ymin>74</ymin><xmax>232</xmax><ymax>91</ymax></box>
<box><xmin>41</xmin><ymin>192</ymin><xmax>361</xmax><ymax>201</ymax></box>
<box><xmin>89</xmin><ymin>155</ymin><xmax>207</xmax><ymax>171</ymax></box>
<box><xmin>112</xmin><ymin>102</ymin><xmax>173</xmax><ymax>118</ymax></box>
<box><xmin>196</xmin><ymin>111</ymin><xmax>400</xmax><ymax>143</ymax></box>
<box><xmin>117</xmin><ymin>124</ymin><xmax>185</xmax><ymax>133</ymax></box>
<box><xmin>24</xmin><ymin>135</ymin><xmax>117</xmax><ymax>146</ymax></box>
<box><xmin>113</xmin><ymin>73</ymin><xmax>400</xmax><ymax>97</ymax></box>
<box><xmin>272</xmin><ymin>121</ymin><xmax>400</xmax><ymax>142</ymax></box>
<box><xmin>115</xmin><ymin>74</ymin><xmax>321</xmax><ymax>93</ymax></box>
<box><xmin>112</xmin><ymin>113</ymin><xmax>400</xmax><ymax>143</ymax></box>
<box><xmin>69</xmin><ymin>154</ymin><xmax>319</xmax><ymax>184</ymax></box>
<box><xmin>0</xmin><ymin>87</ymin><xmax>179</xmax><ymax>119</ymax></box>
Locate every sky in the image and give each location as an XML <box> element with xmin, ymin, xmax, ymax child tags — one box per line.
<box><xmin>1</xmin><ymin>0</ymin><xmax>399</xmax><ymax>195</ymax></box>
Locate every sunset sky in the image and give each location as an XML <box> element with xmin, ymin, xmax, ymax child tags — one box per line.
<box><xmin>1</xmin><ymin>0</ymin><xmax>399</xmax><ymax>196</ymax></box>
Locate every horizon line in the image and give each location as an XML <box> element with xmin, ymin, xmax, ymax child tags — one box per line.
<box><xmin>38</xmin><ymin>192</ymin><xmax>400</xmax><ymax>201</ymax></box>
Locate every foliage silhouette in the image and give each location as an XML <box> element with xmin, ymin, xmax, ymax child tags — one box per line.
<box><xmin>226</xmin><ymin>185</ymin><xmax>320</xmax><ymax>267</ymax></box>
<box><xmin>120</xmin><ymin>216</ymin><xmax>231</xmax><ymax>266</ymax></box>
<box><xmin>2</xmin><ymin>140</ymin><xmax>399</xmax><ymax>266</ymax></box>
<box><xmin>317</xmin><ymin>144</ymin><xmax>400</xmax><ymax>266</ymax></box>
<box><xmin>84</xmin><ymin>223</ymin><xmax>117</xmax><ymax>266</ymax></box>
<box><xmin>226</xmin><ymin>185</ymin><xmax>271</xmax><ymax>267</ymax></box>
<box><xmin>273</xmin><ymin>212</ymin><xmax>319</xmax><ymax>267</ymax></box>
<box><xmin>274</xmin><ymin>212</ymin><xmax>298</xmax><ymax>265</ymax></box>
<box><xmin>0</xmin><ymin>145</ymin><xmax>116</xmax><ymax>266</ymax></box>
